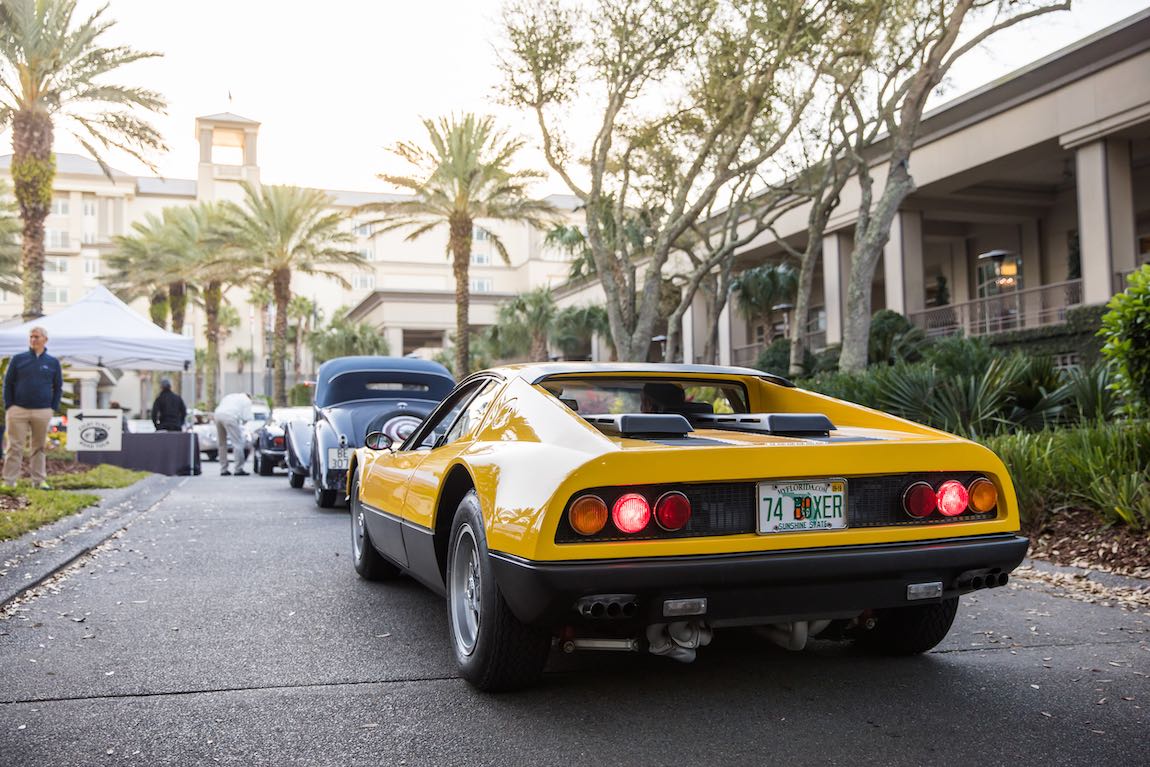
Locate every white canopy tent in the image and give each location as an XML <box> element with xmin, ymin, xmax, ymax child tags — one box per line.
<box><xmin>0</xmin><ymin>286</ymin><xmax>195</xmax><ymax>407</ymax></box>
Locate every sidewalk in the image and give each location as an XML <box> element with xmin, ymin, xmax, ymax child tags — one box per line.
<box><xmin>0</xmin><ymin>474</ymin><xmax>184</xmax><ymax>608</ymax></box>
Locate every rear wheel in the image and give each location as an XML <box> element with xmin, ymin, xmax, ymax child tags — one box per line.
<box><xmin>205</xmin><ymin>450</ymin><xmax>217</xmax><ymax>462</ymax></box>
<box><xmin>313</xmin><ymin>453</ymin><xmax>337</xmax><ymax>508</ymax></box>
<box><xmin>856</xmin><ymin>597</ymin><xmax>959</xmax><ymax>655</ymax></box>
<box><xmin>447</xmin><ymin>490</ymin><xmax>551</xmax><ymax>692</ymax></box>
<box><xmin>350</xmin><ymin>472</ymin><xmax>400</xmax><ymax>580</ymax></box>
<box><xmin>257</xmin><ymin>451</ymin><xmax>275</xmax><ymax>476</ymax></box>
<box><xmin>289</xmin><ymin>471</ymin><xmax>305</xmax><ymax>489</ymax></box>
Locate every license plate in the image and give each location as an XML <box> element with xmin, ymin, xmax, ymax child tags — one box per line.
<box><xmin>328</xmin><ymin>447</ymin><xmax>350</xmax><ymax>471</ymax></box>
<box><xmin>757</xmin><ymin>478</ymin><xmax>847</xmax><ymax>533</ymax></box>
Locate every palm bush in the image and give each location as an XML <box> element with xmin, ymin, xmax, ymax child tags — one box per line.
<box><xmin>868</xmin><ymin>310</ymin><xmax>927</xmax><ymax>366</ymax></box>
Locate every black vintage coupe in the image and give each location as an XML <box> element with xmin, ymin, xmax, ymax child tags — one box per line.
<box><xmin>251</xmin><ymin>406</ymin><xmax>314</xmax><ymax>475</ymax></box>
<box><xmin>284</xmin><ymin>356</ymin><xmax>454</xmax><ymax>507</ymax></box>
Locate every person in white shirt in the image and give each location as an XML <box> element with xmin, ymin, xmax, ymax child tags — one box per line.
<box><xmin>213</xmin><ymin>392</ymin><xmax>254</xmax><ymax>476</ymax></box>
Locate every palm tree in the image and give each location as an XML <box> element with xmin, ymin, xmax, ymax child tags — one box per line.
<box><xmin>169</xmin><ymin>202</ymin><xmax>240</xmax><ymax>409</ymax></box>
<box><xmin>357</xmin><ymin>114</ymin><xmax>558</xmax><ymax>376</ymax></box>
<box><xmin>104</xmin><ymin>212</ymin><xmax>177</xmax><ymax>329</ymax></box>
<box><xmin>552</xmin><ymin>304</ymin><xmax>610</xmax><ymax>360</ymax></box>
<box><xmin>306</xmin><ymin>307</ymin><xmax>389</xmax><ymax>365</ymax></box>
<box><xmin>0</xmin><ymin>180</ymin><xmax>23</xmax><ymax>294</ymax></box>
<box><xmin>221</xmin><ymin>183</ymin><xmax>362</xmax><ymax>405</ymax></box>
<box><xmin>0</xmin><ymin>0</ymin><xmax>166</xmax><ymax>320</ymax></box>
<box><xmin>493</xmin><ymin>287</ymin><xmax>558</xmax><ymax>362</ymax></box>
<box><xmin>731</xmin><ymin>263</ymin><xmax>799</xmax><ymax>345</ymax></box>
<box><xmin>288</xmin><ymin>295</ymin><xmax>320</xmax><ymax>377</ymax></box>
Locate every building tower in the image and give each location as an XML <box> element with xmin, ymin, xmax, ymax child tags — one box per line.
<box><xmin>195</xmin><ymin>112</ymin><xmax>261</xmax><ymax>203</ymax></box>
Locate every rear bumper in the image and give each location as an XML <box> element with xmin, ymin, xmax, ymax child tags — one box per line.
<box><xmin>489</xmin><ymin>534</ymin><xmax>1029</xmax><ymax>627</ymax></box>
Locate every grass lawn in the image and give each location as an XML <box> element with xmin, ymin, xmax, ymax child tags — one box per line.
<box><xmin>0</xmin><ymin>464</ymin><xmax>150</xmax><ymax>542</ymax></box>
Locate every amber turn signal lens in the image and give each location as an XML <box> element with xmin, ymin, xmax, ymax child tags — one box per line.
<box><xmin>968</xmin><ymin>478</ymin><xmax>998</xmax><ymax>513</ymax></box>
<box><xmin>569</xmin><ymin>495</ymin><xmax>609</xmax><ymax>536</ymax></box>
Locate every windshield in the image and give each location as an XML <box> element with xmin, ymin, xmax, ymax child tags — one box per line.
<box><xmin>541</xmin><ymin>378</ymin><xmax>748</xmax><ymax>416</ymax></box>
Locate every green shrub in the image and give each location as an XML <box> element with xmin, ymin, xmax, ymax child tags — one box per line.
<box><xmin>868</xmin><ymin>310</ymin><xmax>927</xmax><ymax>366</ymax></box>
<box><xmin>1100</xmin><ymin>264</ymin><xmax>1150</xmax><ymax>412</ymax></box>
<box><xmin>1061</xmin><ymin>361</ymin><xmax>1120</xmax><ymax>423</ymax></box>
<box><xmin>755</xmin><ymin>338</ymin><xmax>815</xmax><ymax>378</ymax></box>
<box><xmin>984</xmin><ymin>421</ymin><xmax>1150</xmax><ymax>531</ymax></box>
<box><xmin>923</xmin><ymin>335</ymin><xmax>997</xmax><ymax>379</ymax></box>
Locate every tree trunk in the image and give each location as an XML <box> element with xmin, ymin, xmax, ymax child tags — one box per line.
<box><xmin>204</xmin><ymin>281</ymin><xmax>222</xmax><ymax>409</ymax></box>
<box><xmin>272</xmin><ymin>268</ymin><xmax>292</xmax><ymax>406</ymax></box>
<box><xmin>789</xmin><ymin>239</ymin><xmax>820</xmax><ymax>376</ymax></box>
<box><xmin>530</xmin><ymin>331</ymin><xmax>549</xmax><ymax>362</ymax></box>
<box><xmin>839</xmin><ymin>168</ymin><xmax>915</xmax><ymax>372</ymax></box>
<box><xmin>169</xmin><ymin>281</ymin><xmax>188</xmax><ymax>333</ymax></box>
<box><xmin>149</xmin><ymin>291</ymin><xmax>169</xmax><ymax>329</ymax></box>
<box><xmin>12</xmin><ymin>110</ymin><xmax>54</xmax><ymax>321</ymax></box>
<box><xmin>449</xmin><ymin>215</ymin><xmax>473</xmax><ymax>377</ymax></box>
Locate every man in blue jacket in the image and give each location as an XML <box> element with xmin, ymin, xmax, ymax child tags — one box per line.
<box><xmin>3</xmin><ymin>326</ymin><xmax>63</xmax><ymax>489</ymax></box>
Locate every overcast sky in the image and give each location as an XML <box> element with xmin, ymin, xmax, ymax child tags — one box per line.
<box><xmin>30</xmin><ymin>0</ymin><xmax>1150</xmax><ymax>195</ymax></box>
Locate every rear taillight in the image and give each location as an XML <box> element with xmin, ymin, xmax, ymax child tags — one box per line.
<box><xmin>968</xmin><ymin>478</ymin><xmax>998</xmax><ymax>513</ymax></box>
<box><xmin>272</xmin><ymin>436</ymin><xmax>285</xmax><ymax>447</ymax></box>
<box><xmin>612</xmin><ymin>493</ymin><xmax>651</xmax><ymax>534</ymax></box>
<box><xmin>903</xmin><ymin>482</ymin><xmax>936</xmax><ymax>518</ymax></box>
<box><xmin>569</xmin><ymin>495</ymin><xmax>609</xmax><ymax>536</ymax></box>
<box><xmin>654</xmin><ymin>491</ymin><xmax>691</xmax><ymax>531</ymax></box>
<box><xmin>936</xmin><ymin>480</ymin><xmax>969</xmax><ymax>517</ymax></box>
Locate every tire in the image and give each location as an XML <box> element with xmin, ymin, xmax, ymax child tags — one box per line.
<box><xmin>447</xmin><ymin>490</ymin><xmax>551</xmax><ymax>692</ymax></box>
<box><xmin>313</xmin><ymin>455</ymin><xmax>337</xmax><ymax>508</ymax></box>
<box><xmin>350</xmin><ymin>472</ymin><xmax>400</xmax><ymax>581</ymax></box>
<box><xmin>205</xmin><ymin>450</ymin><xmax>218</xmax><ymax>462</ymax></box>
<box><xmin>257</xmin><ymin>451</ymin><xmax>275</xmax><ymax>476</ymax></box>
<box><xmin>289</xmin><ymin>471</ymin><xmax>305</xmax><ymax>489</ymax></box>
<box><xmin>856</xmin><ymin>597</ymin><xmax>959</xmax><ymax>655</ymax></box>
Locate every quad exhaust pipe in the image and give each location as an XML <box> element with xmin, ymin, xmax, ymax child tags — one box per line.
<box><xmin>960</xmin><ymin>571</ymin><xmax>1009</xmax><ymax>592</ymax></box>
<box><xmin>575</xmin><ymin>594</ymin><xmax>639</xmax><ymax>619</ymax></box>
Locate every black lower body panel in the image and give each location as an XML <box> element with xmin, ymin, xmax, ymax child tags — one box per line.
<box><xmin>489</xmin><ymin>534</ymin><xmax>1029</xmax><ymax>626</ymax></box>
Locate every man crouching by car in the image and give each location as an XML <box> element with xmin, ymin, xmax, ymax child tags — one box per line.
<box><xmin>214</xmin><ymin>391</ymin><xmax>253</xmax><ymax>477</ymax></box>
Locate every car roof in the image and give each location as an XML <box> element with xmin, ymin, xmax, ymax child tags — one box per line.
<box><xmin>314</xmin><ymin>356</ymin><xmax>453</xmax><ymax>383</ymax></box>
<box><xmin>488</xmin><ymin>362</ymin><xmax>794</xmax><ymax>388</ymax></box>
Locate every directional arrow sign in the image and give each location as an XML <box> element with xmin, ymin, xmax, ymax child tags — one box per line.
<box><xmin>66</xmin><ymin>409</ymin><xmax>123</xmax><ymax>452</ymax></box>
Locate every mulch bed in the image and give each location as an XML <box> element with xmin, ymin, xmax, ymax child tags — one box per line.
<box><xmin>1025</xmin><ymin>508</ymin><xmax>1150</xmax><ymax>579</ymax></box>
<box><xmin>46</xmin><ymin>458</ymin><xmax>93</xmax><ymax>477</ymax></box>
<box><xmin>0</xmin><ymin>493</ymin><xmax>29</xmax><ymax>511</ymax></box>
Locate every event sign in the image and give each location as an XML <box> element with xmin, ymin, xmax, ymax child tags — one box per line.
<box><xmin>65</xmin><ymin>409</ymin><xmax>123</xmax><ymax>452</ymax></box>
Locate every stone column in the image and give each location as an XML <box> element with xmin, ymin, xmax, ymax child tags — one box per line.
<box><xmin>882</xmin><ymin>211</ymin><xmax>924</xmax><ymax>316</ymax></box>
<box><xmin>1076</xmin><ymin>139</ymin><xmax>1136</xmax><ymax>304</ymax></box>
<box><xmin>385</xmin><ymin>327</ymin><xmax>404</xmax><ymax>358</ymax></box>
<box><xmin>822</xmin><ymin>232</ymin><xmax>848</xmax><ymax>345</ymax></box>
<box><xmin>717</xmin><ymin>303</ymin><xmax>732</xmax><ymax>366</ymax></box>
<box><xmin>680</xmin><ymin>295</ymin><xmax>694</xmax><ymax>364</ymax></box>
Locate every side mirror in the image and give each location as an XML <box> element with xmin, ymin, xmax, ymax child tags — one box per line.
<box><xmin>364</xmin><ymin>431</ymin><xmax>394</xmax><ymax>451</ymax></box>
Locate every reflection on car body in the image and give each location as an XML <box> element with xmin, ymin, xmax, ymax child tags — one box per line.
<box><xmin>348</xmin><ymin>362</ymin><xmax>1028</xmax><ymax>692</ymax></box>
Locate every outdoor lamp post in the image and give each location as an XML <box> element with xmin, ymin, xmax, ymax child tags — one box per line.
<box><xmin>772</xmin><ymin>303</ymin><xmax>794</xmax><ymax>341</ymax></box>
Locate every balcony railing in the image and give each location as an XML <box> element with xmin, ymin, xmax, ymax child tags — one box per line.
<box><xmin>907</xmin><ymin>279</ymin><xmax>1082</xmax><ymax>338</ymax></box>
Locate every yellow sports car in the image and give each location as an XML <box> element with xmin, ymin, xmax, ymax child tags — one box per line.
<box><xmin>348</xmin><ymin>363</ymin><xmax>1027</xmax><ymax>691</ymax></box>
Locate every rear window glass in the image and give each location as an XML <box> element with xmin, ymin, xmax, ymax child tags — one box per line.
<box><xmin>318</xmin><ymin>371</ymin><xmax>453</xmax><ymax>406</ymax></box>
<box><xmin>541</xmin><ymin>378</ymin><xmax>748</xmax><ymax>416</ymax></box>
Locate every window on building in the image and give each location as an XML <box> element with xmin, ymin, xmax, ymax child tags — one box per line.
<box><xmin>471</xmin><ymin>251</ymin><xmax>491</xmax><ymax>266</ymax></box>
<box><xmin>50</xmin><ymin>197</ymin><xmax>69</xmax><ymax>216</ymax></box>
<box><xmin>352</xmin><ymin>273</ymin><xmax>376</xmax><ymax>290</ymax></box>
<box><xmin>469</xmin><ymin>277</ymin><xmax>493</xmax><ymax>293</ymax></box>
<box><xmin>82</xmin><ymin>231</ymin><xmax>97</xmax><ymax>245</ymax></box>
<box><xmin>354</xmin><ymin>222</ymin><xmax>373</xmax><ymax>237</ymax></box>
<box><xmin>43</xmin><ymin>286</ymin><xmax>68</xmax><ymax>304</ymax></box>
<box><xmin>358</xmin><ymin>248</ymin><xmax>375</xmax><ymax>262</ymax></box>
<box><xmin>473</xmin><ymin>225</ymin><xmax>489</xmax><ymax>241</ymax></box>
<box><xmin>46</xmin><ymin>229</ymin><xmax>70</xmax><ymax>249</ymax></box>
<box><xmin>44</xmin><ymin>257</ymin><xmax>68</xmax><ymax>273</ymax></box>
<box><xmin>84</xmin><ymin>258</ymin><xmax>100</xmax><ymax>278</ymax></box>
<box><xmin>83</xmin><ymin>198</ymin><xmax>97</xmax><ymax>217</ymax></box>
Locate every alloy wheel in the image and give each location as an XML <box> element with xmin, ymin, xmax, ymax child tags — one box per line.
<box><xmin>449</xmin><ymin>523</ymin><xmax>482</xmax><ymax>656</ymax></box>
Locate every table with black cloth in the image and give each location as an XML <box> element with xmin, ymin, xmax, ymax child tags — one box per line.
<box><xmin>77</xmin><ymin>432</ymin><xmax>201</xmax><ymax>476</ymax></box>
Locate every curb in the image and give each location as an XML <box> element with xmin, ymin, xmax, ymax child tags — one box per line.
<box><xmin>0</xmin><ymin>474</ymin><xmax>183</xmax><ymax>608</ymax></box>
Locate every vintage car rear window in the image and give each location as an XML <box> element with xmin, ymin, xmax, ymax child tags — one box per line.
<box><xmin>318</xmin><ymin>371</ymin><xmax>455</xmax><ymax>407</ymax></box>
<box><xmin>543</xmin><ymin>378</ymin><xmax>749</xmax><ymax>415</ymax></box>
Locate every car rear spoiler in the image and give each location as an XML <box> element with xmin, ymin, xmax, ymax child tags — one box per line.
<box><xmin>689</xmin><ymin>413</ymin><xmax>835</xmax><ymax>437</ymax></box>
<box><xmin>583</xmin><ymin>414</ymin><xmax>694</xmax><ymax>437</ymax></box>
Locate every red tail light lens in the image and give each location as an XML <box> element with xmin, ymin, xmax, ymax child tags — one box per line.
<box><xmin>654</xmin><ymin>491</ymin><xmax>691</xmax><ymax>531</ymax></box>
<box><xmin>937</xmin><ymin>480</ymin><xmax>969</xmax><ymax>517</ymax></box>
<box><xmin>612</xmin><ymin>493</ymin><xmax>651</xmax><ymax>534</ymax></box>
<box><xmin>903</xmin><ymin>482</ymin><xmax>937</xmax><ymax>518</ymax></box>
<box><xmin>273</xmin><ymin>436</ymin><xmax>285</xmax><ymax>447</ymax></box>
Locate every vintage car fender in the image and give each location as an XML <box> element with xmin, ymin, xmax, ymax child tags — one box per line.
<box><xmin>284</xmin><ymin>419</ymin><xmax>313</xmax><ymax>476</ymax></box>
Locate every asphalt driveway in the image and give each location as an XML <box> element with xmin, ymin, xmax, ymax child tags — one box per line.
<box><xmin>0</xmin><ymin>470</ymin><xmax>1146</xmax><ymax>766</ymax></box>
